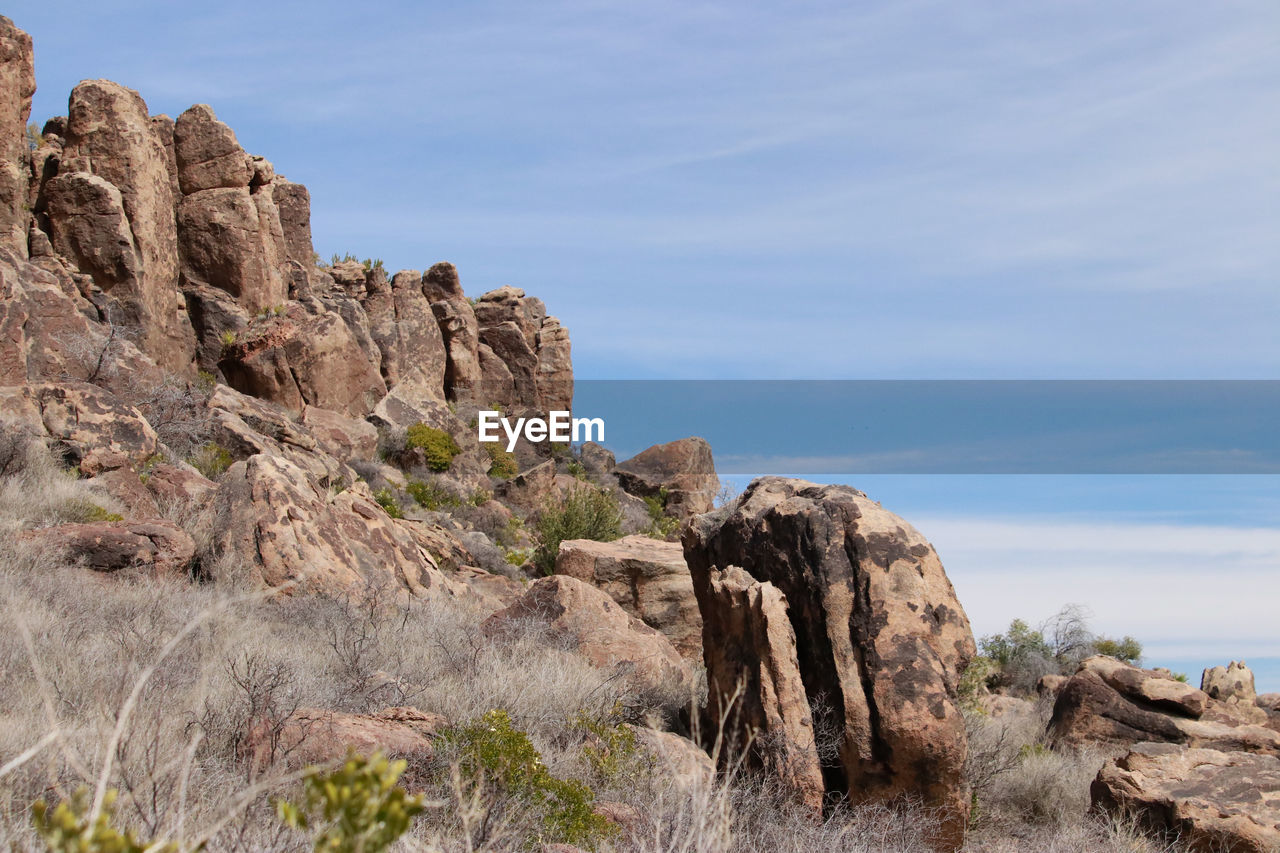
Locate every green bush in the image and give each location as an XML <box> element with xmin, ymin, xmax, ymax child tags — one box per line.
<box><xmin>277</xmin><ymin>751</ymin><xmax>423</xmax><ymax>853</ymax></box>
<box><xmin>485</xmin><ymin>443</ymin><xmax>518</xmax><ymax>479</ymax></box>
<box><xmin>575</xmin><ymin>708</ymin><xmax>641</xmax><ymax>784</ymax></box>
<box><xmin>406</xmin><ymin>479</ymin><xmax>459</xmax><ymax>510</ymax></box>
<box><xmin>533</xmin><ymin>485</ymin><xmax>622</xmax><ymax>575</ymax></box>
<box><xmin>61</xmin><ymin>499</ymin><xmax>124</xmax><ymax>524</ymax></box>
<box><xmin>441</xmin><ymin>710</ymin><xmax>614</xmax><ymax>850</ymax></box>
<box><xmin>188</xmin><ymin>441</ymin><xmax>233</xmax><ymax>479</ymax></box>
<box><xmin>373</xmin><ymin>488</ymin><xmax>404</xmax><ymax>519</ymax></box>
<box><xmin>642</xmin><ymin>490</ymin><xmax>680</xmax><ymax>539</ymax></box>
<box><xmin>405</xmin><ymin>424</ymin><xmax>460</xmax><ymax>472</ymax></box>
<box><xmin>1093</xmin><ymin>635</ymin><xmax>1143</xmax><ymax>664</ymax></box>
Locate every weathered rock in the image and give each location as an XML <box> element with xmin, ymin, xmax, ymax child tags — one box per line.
<box><xmin>536</xmin><ymin>314</ymin><xmax>573</xmax><ymax>414</ymax></box>
<box><xmin>697</xmin><ymin>564</ymin><xmax>825</xmax><ymax>813</ymax></box>
<box><xmin>149</xmin><ymin>114</ymin><xmax>180</xmax><ymax>200</ymax></box>
<box><xmin>247</xmin><ymin>706</ymin><xmax>445</xmax><ymax>786</ymax></box>
<box><xmin>272</xmin><ymin>177</ymin><xmax>314</xmax><ymax>267</ymax></box>
<box><xmin>0</xmin><ymin>382</ymin><xmax>160</xmax><ymax>474</ymax></box>
<box><xmin>173</xmin><ymin>104</ymin><xmax>250</xmax><ymax>194</ymax></box>
<box><xmin>212</xmin><ymin>452</ymin><xmax>469</xmax><ymax>601</ymax></box>
<box><xmin>555</xmin><ymin>535</ymin><xmax>702</xmax><ymax>660</ymax></box>
<box><xmin>1050</xmin><ymin>657</ymin><xmax>1280</xmax><ymax>756</ymax></box>
<box><xmin>42</xmin><ymin>172</ymin><xmax>141</xmax><ymax>295</ymax></box>
<box><xmin>300</xmin><ymin>405</ymin><xmax>378</xmax><ymax>461</ymax></box>
<box><xmin>177</xmin><ymin>186</ymin><xmax>287</xmax><ymax>312</ymax></box>
<box><xmin>683</xmin><ymin>477</ymin><xmax>975</xmax><ymax>849</ymax></box>
<box><xmin>479</xmin><ymin>320</ymin><xmax>538</xmax><ymax>409</ymax></box>
<box><xmin>579</xmin><ymin>442</ymin><xmax>615</xmax><ymax>479</ymax></box>
<box><xmin>0</xmin><ymin>16</ymin><xmax>35</xmax><ymax>255</ymax></box>
<box><xmin>423</xmin><ymin>262</ymin><xmax>483</xmax><ymax>401</ymax></box>
<box><xmin>62</xmin><ymin>80</ymin><xmax>195</xmax><ymax>368</ymax></box>
<box><xmin>494</xmin><ymin>459</ymin><xmax>558</xmax><ymax>512</ymax></box>
<box><xmin>626</xmin><ymin>726</ymin><xmax>714</xmax><ymax>792</ymax></box>
<box><xmin>1204</xmin><ymin>661</ymin><xmax>1259</xmax><ymax>706</ymax></box>
<box><xmin>142</xmin><ymin>462</ymin><xmax>215</xmax><ymax>508</ymax></box>
<box><xmin>615</xmin><ymin>437</ymin><xmax>719</xmax><ymax>519</ymax></box>
<box><xmin>1093</xmin><ymin>743</ymin><xmax>1280</xmax><ymax>853</ymax></box>
<box><xmin>363</xmin><ymin>269</ymin><xmax>446</xmax><ymax>403</ymax></box>
<box><xmin>483</xmin><ymin>575</ymin><xmax>693</xmax><ymax>714</ymax></box>
<box><xmin>20</xmin><ymin>519</ymin><xmax>194</xmax><ymax>575</ymax></box>
<box><xmin>1037</xmin><ymin>673</ymin><xmax>1069</xmax><ymax>699</ymax></box>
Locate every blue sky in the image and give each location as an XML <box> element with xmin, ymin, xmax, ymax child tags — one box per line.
<box><xmin>19</xmin><ymin>3</ymin><xmax>1279</xmax><ymax>686</ymax></box>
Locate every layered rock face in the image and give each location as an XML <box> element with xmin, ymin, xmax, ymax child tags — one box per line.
<box><xmin>1050</xmin><ymin>656</ymin><xmax>1279</xmax><ymax>756</ymax></box>
<box><xmin>1093</xmin><ymin>743</ymin><xmax>1280</xmax><ymax>853</ymax></box>
<box><xmin>0</xmin><ymin>16</ymin><xmax>34</xmax><ymax>255</ymax></box>
<box><xmin>683</xmin><ymin>477</ymin><xmax>975</xmax><ymax>850</ymax></box>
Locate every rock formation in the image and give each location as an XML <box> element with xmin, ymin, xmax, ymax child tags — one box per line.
<box><xmin>683</xmin><ymin>477</ymin><xmax>975</xmax><ymax>850</ymax></box>
<box><xmin>554</xmin><ymin>535</ymin><xmax>702</xmax><ymax>660</ymax></box>
<box><xmin>1093</xmin><ymin>743</ymin><xmax>1280</xmax><ymax>853</ymax></box>
<box><xmin>1049</xmin><ymin>656</ymin><xmax>1278</xmax><ymax>755</ymax></box>
<box><xmin>0</xmin><ymin>16</ymin><xmax>35</xmax><ymax>256</ymax></box>
<box><xmin>615</xmin><ymin>436</ymin><xmax>719</xmax><ymax>519</ymax></box>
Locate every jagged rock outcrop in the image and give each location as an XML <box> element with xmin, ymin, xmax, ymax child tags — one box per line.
<box><xmin>472</xmin><ymin>285</ymin><xmax>573</xmax><ymax>413</ymax></box>
<box><xmin>483</xmin><ymin>575</ymin><xmax>694</xmax><ymax>715</ymax></box>
<box><xmin>555</xmin><ymin>535</ymin><xmax>702</xmax><ymax>660</ymax></box>
<box><xmin>42</xmin><ymin>172</ymin><xmax>140</xmax><ymax>294</ymax></box>
<box><xmin>1049</xmin><ymin>656</ymin><xmax>1280</xmax><ymax>756</ymax></box>
<box><xmin>0</xmin><ymin>382</ymin><xmax>160</xmax><ymax>474</ymax></box>
<box><xmin>1204</xmin><ymin>661</ymin><xmax>1260</xmax><ymax>706</ymax></box>
<box><xmin>422</xmin><ymin>261</ymin><xmax>483</xmax><ymax>400</ymax></box>
<box><xmin>1093</xmin><ymin>743</ymin><xmax>1280</xmax><ymax>853</ymax></box>
<box><xmin>363</xmin><ymin>269</ymin><xmax>447</xmax><ymax>405</ymax></box>
<box><xmin>60</xmin><ymin>80</ymin><xmax>196</xmax><ymax>369</ymax></box>
<box><xmin>683</xmin><ymin>477</ymin><xmax>975</xmax><ymax>850</ymax></box>
<box><xmin>0</xmin><ymin>16</ymin><xmax>35</xmax><ymax>256</ymax></box>
<box><xmin>615</xmin><ymin>437</ymin><xmax>719</xmax><ymax>519</ymax></box>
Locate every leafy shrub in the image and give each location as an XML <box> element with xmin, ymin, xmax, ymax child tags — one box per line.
<box><xmin>485</xmin><ymin>443</ymin><xmax>518</xmax><ymax>479</ymax></box>
<box><xmin>277</xmin><ymin>751</ymin><xmax>423</xmax><ymax>853</ymax></box>
<box><xmin>532</xmin><ymin>485</ymin><xmax>622</xmax><ymax>575</ymax></box>
<box><xmin>188</xmin><ymin>442</ymin><xmax>233</xmax><ymax>479</ymax></box>
<box><xmin>469</xmin><ymin>489</ymin><xmax>492</xmax><ymax>507</ymax></box>
<box><xmin>575</xmin><ymin>708</ymin><xmax>641</xmax><ymax>784</ymax></box>
<box><xmin>1093</xmin><ymin>635</ymin><xmax>1143</xmax><ymax>664</ymax></box>
<box><xmin>406</xmin><ymin>479</ymin><xmax>460</xmax><ymax>511</ymax></box>
<box><xmin>373</xmin><ymin>488</ymin><xmax>403</xmax><ymax>519</ymax></box>
<box><xmin>405</xmin><ymin>424</ymin><xmax>460</xmax><ymax>472</ymax></box>
<box><xmin>440</xmin><ymin>710</ymin><xmax>614</xmax><ymax>850</ymax></box>
<box><xmin>32</xmin><ymin>788</ymin><xmax>176</xmax><ymax>853</ymax></box>
<box><xmin>642</xmin><ymin>490</ymin><xmax>680</xmax><ymax>539</ymax></box>
<box><xmin>62</xmin><ymin>499</ymin><xmax>124</xmax><ymax>523</ymax></box>
<box><xmin>565</xmin><ymin>459</ymin><xmax>588</xmax><ymax>481</ymax></box>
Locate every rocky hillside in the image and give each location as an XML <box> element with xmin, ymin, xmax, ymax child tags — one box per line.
<box><xmin>1</xmin><ymin>14</ymin><xmax>1277</xmax><ymax>853</ymax></box>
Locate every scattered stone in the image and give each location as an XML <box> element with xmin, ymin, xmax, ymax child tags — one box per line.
<box><xmin>615</xmin><ymin>437</ymin><xmax>719</xmax><ymax>519</ymax></box>
<box><xmin>20</xmin><ymin>519</ymin><xmax>194</xmax><ymax>575</ymax></box>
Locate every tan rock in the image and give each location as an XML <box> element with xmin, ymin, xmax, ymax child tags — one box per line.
<box><xmin>626</xmin><ymin>726</ymin><xmax>714</xmax><ymax>792</ymax></box>
<box><xmin>1204</xmin><ymin>661</ymin><xmax>1259</xmax><ymax>706</ymax></box>
<box><xmin>363</xmin><ymin>269</ymin><xmax>447</xmax><ymax>404</ymax></box>
<box><xmin>1093</xmin><ymin>743</ymin><xmax>1280</xmax><ymax>853</ymax></box>
<box><xmin>20</xmin><ymin>519</ymin><xmax>194</xmax><ymax>576</ymax></box>
<box><xmin>62</xmin><ymin>80</ymin><xmax>195</xmax><ymax>368</ymax></box>
<box><xmin>177</xmin><ymin>186</ymin><xmax>287</xmax><ymax>312</ymax></box>
<box><xmin>684</xmin><ymin>477</ymin><xmax>975</xmax><ymax>850</ymax></box>
<box><xmin>0</xmin><ymin>16</ymin><xmax>35</xmax><ymax>255</ymax></box>
<box><xmin>212</xmin><ymin>452</ymin><xmax>469</xmax><ymax>601</ymax></box>
<box><xmin>300</xmin><ymin>405</ymin><xmax>378</xmax><ymax>461</ymax></box>
<box><xmin>272</xmin><ymin>177</ymin><xmax>314</xmax><ymax>267</ymax></box>
<box><xmin>615</xmin><ymin>437</ymin><xmax>719</xmax><ymax>519</ymax></box>
<box><xmin>483</xmin><ymin>575</ymin><xmax>693</xmax><ymax>714</ymax></box>
<box><xmin>247</xmin><ymin>706</ymin><xmax>445</xmax><ymax>787</ymax></box>
<box><xmin>173</xmin><ymin>104</ymin><xmax>251</xmax><ymax>194</ymax></box>
<box><xmin>555</xmin><ymin>535</ymin><xmax>702</xmax><ymax>660</ymax></box>
<box><xmin>42</xmin><ymin>172</ymin><xmax>141</xmax><ymax>295</ymax></box>
<box><xmin>0</xmin><ymin>382</ymin><xmax>160</xmax><ymax>475</ymax></box>
<box><xmin>424</xmin><ymin>262</ymin><xmax>483</xmax><ymax>401</ymax></box>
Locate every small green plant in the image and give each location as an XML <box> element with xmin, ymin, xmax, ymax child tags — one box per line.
<box><xmin>441</xmin><ymin>710</ymin><xmax>614</xmax><ymax>850</ymax></box>
<box><xmin>277</xmin><ymin>751</ymin><xmax>424</xmax><ymax>853</ymax></box>
<box><xmin>469</xmin><ymin>489</ymin><xmax>492</xmax><ymax>507</ymax></box>
<box><xmin>957</xmin><ymin>655</ymin><xmax>998</xmax><ymax>714</ymax></box>
<box><xmin>549</xmin><ymin>442</ymin><xmax>571</xmax><ymax>460</ymax></box>
<box><xmin>330</xmin><ymin>252</ymin><xmax>358</xmax><ymax>266</ymax></box>
<box><xmin>1172</xmin><ymin>671</ymin><xmax>1189</xmax><ymax>683</ymax></box>
<box><xmin>504</xmin><ymin>547</ymin><xmax>532</xmax><ymax>567</ymax></box>
<box><xmin>406</xmin><ymin>479</ymin><xmax>460</xmax><ymax>510</ymax></box>
<box><xmin>565</xmin><ymin>459</ymin><xmax>588</xmax><ymax>481</ymax></box>
<box><xmin>485</xmin><ymin>443</ymin><xmax>518</xmax><ymax>479</ymax></box>
<box><xmin>642</xmin><ymin>488</ymin><xmax>679</xmax><ymax>539</ymax></box>
<box><xmin>1093</xmin><ymin>635</ymin><xmax>1143</xmax><ymax>665</ymax></box>
<box><xmin>533</xmin><ymin>485</ymin><xmax>622</xmax><ymax>575</ymax></box>
<box><xmin>219</xmin><ymin>330</ymin><xmax>238</xmax><ymax>349</ymax></box>
<box><xmin>404</xmin><ymin>424</ymin><xmax>460</xmax><ymax>472</ymax></box>
<box><xmin>575</xmin><ymin>707</ymin><xmax>641</xmax><ymax>784</ymax></box>
<box><xmin>361</xmin><ymin>258</ymin><xmax>384</xmax><ymax>272</ymax></box>
<box><xmin>188</xmin><ymin>442</ymin><xmax>233</xmax><ymax>479</ymax></box>
<box><xmin>26</xmin><ymin>122</ymin><xmax>43</xmax><ymax>151</ymax></box>
<box><xmin>373</xmin><ymin>488</ymin><xmax>403</xmax><ymax>519</ymax></box>
<box><xmin>32</xmin><ymin>787</ymin><xmax>177</xmax><ymax>853</ymax></box>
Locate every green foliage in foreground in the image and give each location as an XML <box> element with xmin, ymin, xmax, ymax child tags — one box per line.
<box><xmin>277</xmin><ymin>752</ymin><xmax>424</xmax><ymax>853</ymax></box>
<box><xmin>532</xmin><ymin>485</ymin><xmax>622</xmax><ymax>575</ymax></box>
<box><xmin>405</xmin><ymin>424</ymin><xmax>460</xmax><ymax>472</ymax></box>
<box><xmin>485</xmin><ymin>443</ymin><xmax>518</xmax><ymax>479</ymax></box>
<box><xmin>373</xmin><ymin>488</ymin><xmax>404</xmax><ymax>519</ymax></box>
<box><xmin>188</xmin><ymin>442</ymin><xmax>233</xmax><ymax>480</ymax></box>
<box><xmin>32</xmin><ymin>788</ymin><xmax>177</xmax><ymax>853</ymax></box>
<box><xmin>441</xmin><ymin>710</ymin><xmax>614</xmax><ymax>850</ymax></box>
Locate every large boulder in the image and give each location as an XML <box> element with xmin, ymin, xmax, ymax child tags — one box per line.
<box><xmin>61</xmin><ymin>80</ymin><xmax>196</xmax><ymax>369</ymax></box>
<box><xmin>683</xmin><ymin>477</ymin><xmax>975</xmax><ymax>850</ymax></box>
<box><xmin>20</xmin><ymin>520</ymin><xmax>194</xmax><ymax>576</ymax></box>
<box><xmin>211</xmin><ymin>452</ymin><xmax>469</xmax><ymax>601</ymax></box>
<box><xmin>472</xmin><ymin>285</ymin><xmax>573</xmax><ymax>413</ymax></box>
<box><xmin>0</xmin><ymin>16</ymin><xmax>35</xmax><ymax>255</ymax></box>
<box><xmin>41</xmin><ymin>172</ymin><xmax>141</xmax><ymax>295</ymax></box>
<box><xmin>1093</xmin><ymin>743</ymin><xmax>1280</xmax><ymax>853</ymax></box>
<box><xmin>0</xmin><ymin>382</ymin><xmax>160</xmax><ymax>475</ymax></box>
<box><xmin>1049</xmin><ymin>656</ymin><xmax>1280</xmax><ymax>755</ymax></box>
<box><xmin>482</xmin><ymin>575</ymin><xmax>693</xmax><ymax>715</ymax></box>
<box><xmin>555</xmin><ymin>535</ymin><xmax>702</xmax><ymax>660</ymax></box>
<box><xmin>271</xmin><ymin>178</ymin><xmax>314</xmax><ymax>267</ymax></box>
<box><xmin>615</xmin><ymin>437</ymin><xmax>719</xmax><ymax>519</ymax></box>
<box><xmin>1203</xmin><ymin>661</ymin><xmax>1259</xmax><ymax>706</ymax></box>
